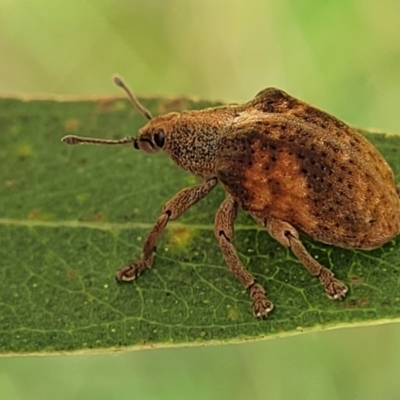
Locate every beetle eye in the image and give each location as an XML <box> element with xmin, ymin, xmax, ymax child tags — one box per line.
<box><xmin>154</xmin><ymin>130</ymin><xmax>165</xmax><ymax>148</ymax></box>
<box><xmin>133</xmin><ymin>139</ymin><xmax>139</xmax><ymax>149</ymax></box>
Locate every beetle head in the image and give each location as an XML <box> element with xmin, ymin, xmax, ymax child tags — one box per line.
<box><xmin>134</xmin><ymin>112</ymin><xmax>178</xmax><ymax>154</ymax></box>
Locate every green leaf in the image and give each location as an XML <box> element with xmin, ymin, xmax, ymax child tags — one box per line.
<box><xmin>0</xmin><ymin>94</ymin><xmax>399</xmax><ymax>356</ymax></box>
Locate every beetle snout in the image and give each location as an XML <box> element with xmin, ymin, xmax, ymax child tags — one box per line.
<box><xmin>134</xmin><ymin>132</ymin><xmax>159</xmax><ymax>153</ymax></box>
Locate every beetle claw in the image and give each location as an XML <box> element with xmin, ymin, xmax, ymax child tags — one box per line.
<box><xmin>250</xmin><ymin>283</ymin><xmax>274</xmax><ymax>318</ymax></box>
<box><xmin>325</xmin><ymin>279</ymin><xmax>348</xmax><ymax>300</ymax></box>
<box><xmin>115</xmin><ymin>256</ymin><xmax>153</xmax><ymax>282</ymax></box>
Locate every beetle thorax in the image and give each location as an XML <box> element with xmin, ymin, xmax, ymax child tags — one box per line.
<box><xmin>164</xmin><ymin>112</ymin><xmax>223</xmax><ymax>179</ymax></box>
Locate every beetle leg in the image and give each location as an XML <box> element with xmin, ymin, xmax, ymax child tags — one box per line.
<box><xmin>266</xmin><ymin>218</ymin><xmax>348</xmax><ymax>300</ymax></box>
<box><xmin>215</xmin><ymin>196</ymin><xmax>273</xmax><ymax>318</ymax></box>
<box><xmin>115</xmin><ymin>177</ymin><xmax>217</xmax><ymax>281</ymax></box>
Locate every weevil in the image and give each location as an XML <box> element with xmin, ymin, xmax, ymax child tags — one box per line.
<box><xmin>62</xmin><ymin>76</ymin><xmax>400</xmax><ymax>318</ymax></box>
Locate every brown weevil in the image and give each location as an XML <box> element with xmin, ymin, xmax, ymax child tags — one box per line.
<box><xmin>62</xmin><ymin>76</ymin><xmax>400</xmax><ymax>318</ymax></box>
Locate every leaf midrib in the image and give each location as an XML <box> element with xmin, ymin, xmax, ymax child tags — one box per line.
<box><xmin>0</xmin><ymin>218</ymin><xmax>263</xmax><ymax>232</ymax></box>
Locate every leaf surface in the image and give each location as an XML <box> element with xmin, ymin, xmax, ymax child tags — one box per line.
<box><xmin>0</xmin><ymin>95</ymin><xmax>399</xmax><ymax>355</ymax></box>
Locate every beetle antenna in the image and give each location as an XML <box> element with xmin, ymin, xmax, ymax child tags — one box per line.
<box><xmin>61</xmin><ymin>76</ymin><xmax>148</xmax><ymax>146</ymax></box>
<box><xmin>113</xmin><ymin>75</ymin><xmax>153</xmax><ymax>120</ymax></box>
<box><xmin>61</xmin><ymin>135</ymin><xmax>135</xmax><ymax>146</ymax></box>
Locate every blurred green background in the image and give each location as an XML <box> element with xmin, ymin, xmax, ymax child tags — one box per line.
<box><xmin>1</xmin><ymin>0</ymin><xmax>400</xmax><ymax>399</ymax></box>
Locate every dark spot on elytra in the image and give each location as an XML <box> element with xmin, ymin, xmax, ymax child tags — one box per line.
<box><xmin>269</xmin><ymin>124</ymin><xmax>280</xmax><ymax>130</ymax></box>
<box><xmin>344</xmin><ymin>215</ymin><xmax>353</xmax><ymax>223</ymax></box>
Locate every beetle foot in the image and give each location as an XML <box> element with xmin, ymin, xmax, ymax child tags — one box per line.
<box><xmin>325</xmin><ymin>279</ymin><xmax>348</xmax><ymax>300</ymax></box>
<box><xmin>319</xmin><ymin>268</ymin><xmax>348</xmax><ymax>300</ymax></box>
<box><xmin>115</xmin><ymin>255</ymin><xmax>153</xmax><ymax>282</ymax></box>
<box><xmin>249</xmin><ymin>283</ymin><xmax>274</xmax><ymax>318</ymax></box>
